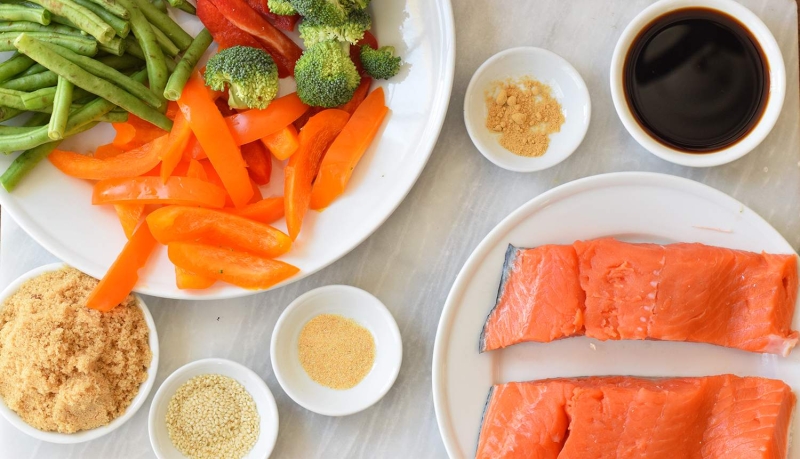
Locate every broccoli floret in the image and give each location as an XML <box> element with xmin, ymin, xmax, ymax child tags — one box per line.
<box><xmin>295</xmin><ymin>41</ymin><xmax>360</xmax><ymax>107</ymax></box>
<box><xmin>289</xmin><ymin>0</ymin><xmax>350</xmax><ymax>25</ymax></box>
<box><xmin>299</xmin><ymin>9</ymin><xmax>371</xmax><ymax>47</ymax></box>
<box><xmin>204</xmin><ymin>46</ymin><xmax>279</xmax><ymax>110</ymax></box>
<box><xmin>268</xmin><ymin>0</ymin><xmax>297</xmax><ymax>15</ymax></box>
<box><xmin>341</xmin><ymin>0</ymin><xmax>369</xmax><ymax>9</ymax></box>
<box><xmin>360</xmin><ymin>45</ymin><xmax>401</xmax><ymax>79</ymax></box>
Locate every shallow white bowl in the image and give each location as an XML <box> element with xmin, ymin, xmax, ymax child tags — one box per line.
<box><xmin>148</xmin><ymin>358</ymin><xmax>279</xmax><ymax>459</ymax></box>
<box><xmin>610</xmin><ymin>0</ymin><xmax>786</xmax><ymax>167</ymax></box>
<box><xmin>464</xmin><ymin>47</ymin><xmax>591</xmax><ymax>172</ymax></box>
<box><xmin>271</xmin><ymin>285</ymin><xmax>402</xmax><ymax>416</ymax></box>
<box><xmin>0</xmin><ymin>262</ymin><xmax>159</xmax><ymax>444</ymax></box>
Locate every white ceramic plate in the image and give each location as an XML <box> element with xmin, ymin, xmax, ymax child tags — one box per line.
<box><xmin>432</xmin><ymin>172</ymin><xmax>800</xmax><ymax>458</ymax></box>
<box><xmin>0</xmin><ymin>0</ymin><xmax>455</xmax><ymax>299</ymax></box>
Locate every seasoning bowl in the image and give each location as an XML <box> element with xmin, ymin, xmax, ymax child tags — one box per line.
<box><xmin>148</xmin><ymin>358</ymin><xmax>279</xmax><ymax>459</ymax></box>
<box><xmin>271</xmin><ymin>285</ymin><xmax>403</xmax><ymax>417</ymax></box>
<box><xmin>610</xmin><ymin>0</ymin><xmax>786</xmax><ymax>167</ymax></box>
<box><xmin>0</xmin><ymin>262</ymin><xmax>159</xmax><ymax>444</ymax></box>
<box><xmin>464</xmin><ymin>47</ymin><xmax>591</xmax><ymax>172</ymax></box>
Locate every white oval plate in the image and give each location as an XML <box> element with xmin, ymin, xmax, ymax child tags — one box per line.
<box><xmin>0</xmin><ymin>0</ymin><xmax>455</xmax><ymax>300</ymax></box>
<box><xmin>432</xmin><ymin>172</ymin><xmax>800</xmax><ymax>458</ymax></box>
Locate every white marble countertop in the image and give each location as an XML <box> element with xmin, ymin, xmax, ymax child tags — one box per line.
<box><xmin>1</xmin><ymin>0</ymin><xmax>799</xmax><ymax>457</ymax></box>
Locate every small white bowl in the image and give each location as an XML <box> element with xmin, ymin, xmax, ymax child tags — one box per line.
<box><xmin>271</xmin><ymin>285</ymin><xmax>402</xmax><ymax>417</ymax></box>
<box><xmin>610</xmin><ymin>0</ymin><xmax>786</xmax><ymax>167</ymax></box>
<box><xmin>464</xmin><ymin>47</ymin><xmax>591</xmax><ymax>172</ymax></box>
<box><xmin>0</xmin><ymin>262</ymin><xmax>159</xmax><ymax>444</ymax></box>
<box><xmin>148</xmin><ymin>358</ymin><xmax>279</xmax><ymax>459</ymax></box>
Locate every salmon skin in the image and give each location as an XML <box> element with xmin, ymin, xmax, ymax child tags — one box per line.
<box><xmin>480</xmin><ymin>238</ymin><xmax>799</xmax><ymax>355</ymax></box>
<box><xmin>475</xmin><ymin>375</ymin><xmax>795</xmax><ymax>459</ymax></box>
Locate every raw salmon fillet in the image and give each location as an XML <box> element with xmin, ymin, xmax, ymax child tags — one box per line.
<box><xmin>480</xmin><ymin>239</ymin><xmax>799</xmax><ymax>355</ymax></box>
<box><xmin>475</xmin><ymin>375</ymin><xmax>795</xmax><ymax>459</ymax></box>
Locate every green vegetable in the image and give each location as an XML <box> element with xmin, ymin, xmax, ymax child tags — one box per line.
<box><xmin>130</xmin><ymin>0</ymin><xmax>192</xmax><ymax>50</ymax></box>
<box><xmin>0</xmin><ymin>87</ymin><xmax>28</xmax><ymax>109</ymax></box>
<box><xmin>0</xmin><ymin>4</ymin><xmax>51</xmax><ymax>24</ymax></box>
<box><xmin>25</xmin><ymin>111</ymin><xmax>53</xmax><ymax>126</ymax></box>
<box><xmin>164</xmin><ymin>28</ymin><xmax>212</xmax><ymax>101</ymax></box>
<box><xmin>150</xmin><ymin>0</ymin><xmax>166</xmax><ymax>13</ymax></box>
<box><xmin>288</xmin><ymin>0</ymin><xmax>351</xmax><ymax>25</ymax></box>
<box><xmin>268</xmin><ymin>0</ymin><xmax>296</xmax><ymax>15</ymax></box>
<box><xmin>0</xmin><ymin>106</ymin><xmax>23</xmax><ymax>122</ymax></box>
<box><xmin>360</xmin><ymin>45</ymin><xmax>401</xmax><ymax>79</ymax></box>
<box><xmin>298</xmin><ymin>8</ymin><xmax>370</xmax><ymax>47</ymax></box>
<box><xmin>72</xmin><ymin>0</ymin><xmax>130</xmax><ymax>38</ymax></box>
<box><xmin>294</xmin><ymin>40</ymin><xmax>359</xmax><ymax>107</ymax></box>
<box><xmin>97</xmin><ymin>109</ymin><xmax>127</xmax><ymax>122</ymax></box>
<box><xmin>116</xmin><ymin>0</ymin><xmax>168</xmax><ymax>102</ymax></box>
<box><xmin>82</xmin><ymin>0</ymin><xmax>129</xmax><ymax>20</ymax></box>
<box><xmin>14</xmin><ymin>34</ymin><xmax>172</xmax><ymax>129</ymax></box>
<box><xmin>0</xmin><ymin>54</ymin><xmax>35</xmax><ymax>82</ymax></box>
<box><xmin>341</xmin><ymin>0</ymin><xmax>369</xmax><ymax>10</ymax></box>
<box><xmin>17</xmin><ymin>62</ymin><xmax>47</xmax><ymax>77</ymax></box>
<box><xmin>21</xmin><ymin>86</ymin><xmax>57</xmax><ymax>110</ymax></box>
<box><xmin>2</xmin><ymin>69</ymin><xmax>58</xmax><ymax>90</ymax></box>
<box><xmin>174</xmin><ymin>1</ymin><xmax>194</xmax><ymax>14</ymax></box>
<box><xmin>97</xmin><ymin>35</ymin><xmax>125</xmax><ymax>55</ymax></box>
<box><xmin>204</xmin><ymin>45</ymin><xmax>279</xmax><ymax>110</ymax></box>
<box><xmin>48</xmin><ymin>76</ymin><xmax>72</xmax><ymax>139</ymax></box>
<box><xmin>151</xmin><ymin>22</ymin><xmax>179</xmax><ymax>57</ymax></box>
<box><xmin>124</xmin><ymin>35</ymin><xmax>175</xmax><ymax>72</ymax></box>
<box><xmin>0</xmin><ymin>21</ymin><xmax>85</xmax><ymax>36</ymax></box>
<box><xmin>0</xmin><ymin>32</ymin><xmax>99</xmax><ymax>55</ymax></box>
<box><xmin>25</xmin><ymin>0</ymin><xmax>116</xmax><ymax>45</ymax></box>
<box><xmin>97</xmin><ymin>53</ymin><xmax>143</xmax><ymax>69</ymax></box>
<box><xmin>0</xmin><ymin>140</ymin><xmax>62</xmax><ymax>191</ymax></box>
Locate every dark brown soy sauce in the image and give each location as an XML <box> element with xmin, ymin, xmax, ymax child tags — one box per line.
<box><xmin>623</xmin><ymin>8</ymin><xmax>769</xmax><ymax>153</ymax></box>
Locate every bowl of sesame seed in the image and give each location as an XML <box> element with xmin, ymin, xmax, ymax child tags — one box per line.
<box><xmin>147</xmin><ymin>358</ymin><xmax>279</xmax><ymax>459</ymax></box>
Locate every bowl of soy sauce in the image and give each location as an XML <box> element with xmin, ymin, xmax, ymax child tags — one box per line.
<box><xmin>610</xmin><ymin>0</ymin><xmax>786</xmax><ymax>167</ymax></box>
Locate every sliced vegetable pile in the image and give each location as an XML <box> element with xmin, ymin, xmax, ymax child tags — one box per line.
<box><xmin>0</xmin><ymin>0</ymin><xmax>399</xmax><ymax>308</ymax></box>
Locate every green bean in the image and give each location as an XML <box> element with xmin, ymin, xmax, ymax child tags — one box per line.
<box><xmin>15</xmin><ymin>35</ymin><xmax>172</xmax><ymax>129</ymax></box>
<box><xmin>18</xmin><ymin>62</ymin><xmax>47</xmax><ymax>77</ymax></box>
<box><xmin>130</xmin><ymin>0</ymin><xmax>191</xmax><ymax>50</ymax></box>
<box><xmin>97</xmin><ymin>110</ymin><xmax>126</xmax><ymax>122</ymax></box>
<box><xmin>164</xmin><ymin>28</ymin><xmax>210</xmax><ymax>101</ymax></box>
<box><xmin>25</xmin><ymin>0</ymin><xmax>116</xmax><ymax>45</ymax></box>
<box><xmin>20</xmin><ymin>86</ymin><xmax>56</xmax><ymax>109</ymax></box>
<box><xmin>47</xmin><ymin>76</ymin><xmax>72</xmax><ymax>139</ymax></box>
<box><xmin>174</xmin><ymin>1</ymin><xmax>195</xmax><ymax>15</ymax></box>
<box><xmin>0</xmin><ymin>125</ymin><xmax>41</xmax><ymax>135</ymax></box>
<box><xmin>0</xmin><ymin>140</ymin><xmax>61</xmax><ymax>191</ymax></box>
<box><xmin>151</xmin><ymin>22</ymin><xmax>179</xmax><ymax>57</ymax></box>
<box><xmin>0</xmin><ymin>106</ymin><xmax>22</xmax><ymax>122</ymax></box>
<box><xmin>82</xmin><ymin>0</ymin><xmax>128</xmax><ymax>20</ymax></box>
<box><xmin>150</xmin><ymin>0</ymin><xmax>165</xmax><ymax>12</ymax></box>
<box><xmin>48</xmin><ymin>14</ymin><xmax>84</xmax><ymax>31</ymax></box>
<box><xmin>0</xmin><ymin>4</ymin><xmax>51</xmax><ymax>24</ymax></box>
<box><xmin>0</xmin><ymin>21</ymin><xmax>84</xmax><ymax>36</ymax></box>
<box><xmin>0</xmin><ymin>32</ymin><xmax>98</xmax><ymax>55</ymax></box>
<box><xmin>0</xmin><ymin>54</ymin><xmax>35</xmax><ymax>82</ymax></box>
<box><xmin>97</xmin><ymin>53</ymin><xmax>142</xmax><ymax>69</ymax></box>
<box><xmin>72</xmin><ymin>0</ymin><xmax>129</xmax><ymax>38</ymax></box>
<box><xmin>124</xmin><ymin>37</ymin><xmax>174</xmax><ymax>72</ymax></box>
<box><xmin>98</xmin><ymin>35</ymin><xmax>125</xmax><ymax>55</ymax></box>
<box><xmin>24</xmin><ymin>111</ymin><xmax>51</xmax><ymax>126</ymax></box>
<box><xmin>0</xmin><ymin>88</ymin><xmax>27</xmax><ymax>109</ymax></box>
<box><xmin>117</xmin><ymin>0</ymin><xmax>167</xmax><ymax>101</ymax></box>
<box><xmin>2</xmin><ymin>69</ymin><xmax>58</xmax><ymax>90</ymax></box>
<box><xmin>42</xmin><ymin>40</ymin><xmax>162</xmax><ymax>109</ymax></box>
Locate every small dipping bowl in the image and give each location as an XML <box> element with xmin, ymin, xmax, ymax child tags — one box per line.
<box><xmin>464</xmin><ymin>47</ymin><xmax>591</xmax><ymax>172</ymax></box>
<box><xmin>0</xmin><ymin>262</ymin><xmax>159</xmax><ymax>444</ymax></box>
<box><xmin>271</xmin><ymin>285</ymin><xmax>402</xmax><ymax>417</ymax></box>
<box><xmin>148</xmin><ymin>358</ymin><xmax>279</xmax><ymax>459</ymax></box>
<box><xmin>610</xmin><ymin>0</ymin><xmax>786</xmax><ymax>167</ymax></box>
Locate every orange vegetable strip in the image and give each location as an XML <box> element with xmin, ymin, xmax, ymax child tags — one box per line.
<box><xmin>241</xmin><ymin>141</ymin><xmax>272</xmax><ymax>185</ymax></box>
<box><xmin>111</xmin><ymin>121</ymin><xmax>136</xmax><ymax>148</ymax></box>
<box><xmin>338</xmin><ymin>77</ymin><xmax>371</xmax><ymax>115</ymax></box>
<box><xmin>310</xmin><ymin>87</ymin><xmax>389</xmax><ymax>210</ymax></box>
<box><xmin>86</xmin><ymin>224</ymin><xmax>158</xmax><ymax>312</ymax></box>
<box><xmin>93</xmin><ymin>176</ymin><xmax>227</xmax><ymax>207</ymax></box>
<box><xmin>284</xmin><ymin>109</ymin><xmax>350</xmax><ymax>240</ymax></box>
<box><xmin>261</xmin><ymin>124</ymin><xmax>299</xmax><ymax>161</ymax></box>
<box><xmin>50</xmin><ymin>135</ymin><xmax>168</xmax><ymax>180</ymax></box>
<box><xmin>175</xmin><ymin>266</ymin><xmax>216</xmax><ymax>289</ymax></box>
<box><xmin>178</xmin><ymin>74</ymin><xmax>252</xmax><ymax>207</ymax></box>
<box><xmin>225</xmin><ymin>93</ymin><xmax>308</xmax><ymax>146</ymax></box>
<box><xmin>114</xmin><ymin>203</ymin><xmax>145</xmax><ymax>239</ymax></box>
<box><xmin>94</xmin><ymin>143</ymin><xmax>125</xmax><ymax>160</ymax></box>
<box><xmin>186</xmin><ymin>159</ymin><xmax>207</xmax><ymax>180</ymax></box>
<box><xmin>182</xmin><ymin>135</ymin><xmax>208</xmax><ymax>161</ymax></box>
<box><xmin>168</xmin><ymin>241</ymin><xmax>299</xmax><ymax>290</ymax></box>
<box><xmin>112</xmin><ymin>115</ymin><xmax>169</xmax><ymax>151</ymax></box>
<box><xmin>160</xmin><ymin>111</ymin><xmax>193</xmax><ymax>183</ymax></box>
<box><xmin>223</xmin><ymin>197</ymin><xmax>284</xmax><ymax>224</ymax></box>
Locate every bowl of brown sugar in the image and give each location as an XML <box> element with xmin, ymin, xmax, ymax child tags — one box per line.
<box><xmin>271</xmin><ymin>285</ymin><xmax>402</xmax><ymax>416</ymax></box>
<box><xmin>464</xmin><ymin>47</ymin><xmax>591</xmax><ymax>172</ymax></box>
<box><xmin>0</xmin><ymin>263</ymin><xmax>158</xmax><ymax>444</ymax></box>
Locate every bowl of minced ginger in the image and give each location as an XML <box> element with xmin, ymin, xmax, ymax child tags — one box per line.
<box><xmin>0</xmin><ymin>263</ymin><xmax>158</xmax><ymax>443</ymax></box>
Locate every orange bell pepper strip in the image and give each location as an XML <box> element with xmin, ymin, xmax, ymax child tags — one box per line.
<box><xmin>182</xmin><ymin>135</ymin><xmax>208</xmax><ymax>162</ymax></box>
<box><xmin>186</xmin><ymin>159</ymin><xmax>207</xmax><ymax>180</ymax></box>
<box><xmin>261</xmin><ymin>124</ymin><xmax>299</xmax><ymax>161</ymax></box>
<box><xmin>310</xmin><ymin>88</ymin><xmax>389</xmax><ymax>210</ymax></box>
<box><xmin>114</xmin><ymin>204</ymin><xmax>146</xmax><ymax>239</ymax></box>
<box><xmin>93</xmin><ymin>176</ymin><xmax>227</xmax><ymax>208</ymax></box>
<box><xmin>112</xmin><ymin>115</ymin><xmax>169</xmax><ymax>151</ymax></box>
<box><xmin>241</xmin><ymin>141</ymin><xmax>272</xmax><ymax>185</ymax></box>
<box><xmin>86</xmin><ymin>223</ymin><xmax>158</xmax><ymax>312</ymax></box>
<box><xmin>168</xmin><ymin>241</ymin><xmax>299</xmax><ymax>290</ymax></box>
<box><xmin>222</xmin><ymin>197</ymin><xmax>284</xmax><ymax>224</ymax></box>
<box><xmin>147</xmin><ymin>205</ymin><xmax>291</xmax><ymax>258</ymax></box>
<box><xmin>166</xmin><ymin>101</ymin><xmax>180</xmax><ymax>120</ymax></box>
<box><xmin>225</xmin><ymin>93</ymin><xmax>308</xmax><ymax>146</ymax></box>
<box><xmin>199</xmin><ymin>159</ymin><xmax>262</xmax><ymax>206</ymax></box>
<box><xmin>178</xmin><ymin>74</ymin><xmax>253</xmax><ymax>208</ymax></box>
<box><xmin>94</xmin><ymin>143</ymin><xmax>125</xmax><ymax>159</ymax></box>
<box><xmin>50</xmin><ymin>135</ymin><xmax>168</xmax><ymax>180</ymax></box>
<box><xmin>284</xmin><ymin>109</ymin><xmax>350</xmax><ymax>240</ymax></box>
<box><xmin>338</xmin><ymin>77</ymin><xmax>372</xmax><ymax>115</ymax></box>
<box><xmin>160</xmin><ymin>112</ymin><xmax>193</xmax><ymax>183</ymax></box>
<box><xmin>175</xmin><ymin>266</ymin><xmax>216</xmax><ymax>289</ymax></box>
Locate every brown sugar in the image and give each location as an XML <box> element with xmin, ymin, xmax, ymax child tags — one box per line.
<box><xmin>485</xmin><ymin>77</ymin><xmax>565</xmax><ymax>157</ymax></box>
<box><xmin>0</xmin><ymin>267</ymin><xmax>152</xmax><ymax>433</ymax></box>
<box><xmin>298</xmin><ymin>314</ymin><xmax>375</xmax><ymax>390</ymax></box>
